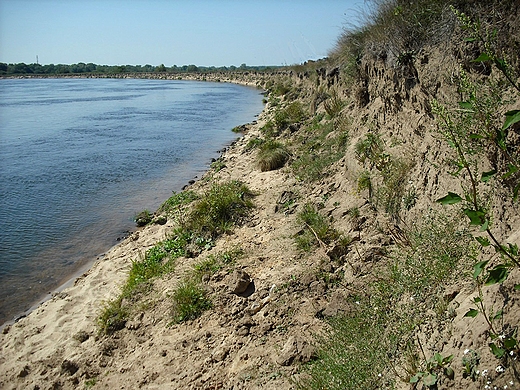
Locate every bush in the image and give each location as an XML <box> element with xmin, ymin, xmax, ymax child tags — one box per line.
<box><xmin>186</xmin><ymin>181</ymin><xmax>254</xmax><ymax>238</ymax></box>
<box><xmin>171</xmin><ymin>279</ymin><xmax>212</xmax><ymax>323</ymax></box>
<box><xmin>256</xmin><ymin>140</ymin><xmax>289</xmax><ymax>172</ymax></box>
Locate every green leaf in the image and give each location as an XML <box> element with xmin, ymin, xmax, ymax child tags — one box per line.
<box><xmin>503</xmin><ymin>110</ymin><xmax>520</xmax><ymax>130</ymax></box>
<box><xmin>463</xmin><ymin>208</ymin><xmax>486</xmax><ymax>226</ymax></box>
<box><xmin>489</xmin><ymin>343</ymin><xmax>506</xmax><ymax>358</ymax></box>
<box><xmin>473</xmin><ymin>297</ymin><xmax>482</xmax><ymax>304</ymax></box>
<box><xmin>504</xmin><ymin>337</ymin><xmax>517</xmax><ymax>349</ymax></box>
<box><xmin>481</xmin><ymin>170</ymin><xmax>496</xmax><ymax>182</ymax></box>
<box><xmin>465</xmin><ymin>309</ymin><xmax>479</xmax><ymax>318</ymax></box>
<box><xmin>464</xmin><ymin>37</ymin><xmax>477</xmax><ymax>42</ymax></box>
<box><xmin>480</xmin><ymin>219</ymin><xmax>489</xmax><ymax>232</ymax></box>
<box><xmin>444</xmin><ymin>367</ymin><xmax>455</xmax><ymax>380</ymax></box>
<box><xmin>459</xmin><ymin>101</ymin><xmax>473</xmax><ymax>110</ymax></box>
<box><xmin>473</xmin><ymin>260</ymin><xmax>489</xmax><ymax>279</ymax></box>
<box><xmin>508</xmin><ymin>243</ymin><xmax>519</xmax><ymax>256</ymax></box>
<box><xmin>473</xmin><ymin>52</ymin><xmax>492</xmax><ymax>62</ymax></box>
<box><xmin>475</xmin><ymin>236</ymin><xmax>490</xmax><ymax>247</ymax></box>
<box><xmin>423</xmin><ymin>373</ymin><xmax>438</xmax><ymax>386</ymax></box>
<box><xmin>493</xmin><ymin>310</ymin><xmax>503</xmax><ymax>320</ymax></box>
<box><xmin>436</xmin><ymin>192</ymin><xmax>463</xmax><ymax>205</ymax></box>
<box><xmin>485</xmin><ymin>264</ymin><xmax>509</xmax><ymax>285</ymax></box>
<box><xmin>515</xmin><ymin>284</ymin><xmax>520</xmax><ymax>291</ymax></box>
<box><xmin>502</xmin><ymin>164</ymin><xmax>519</xmax><ymax>180</ymax></box>
<box><xmin>410</xmin><ymin>373</ymin><xmax>423</xmax><ymax>383</ymax></box>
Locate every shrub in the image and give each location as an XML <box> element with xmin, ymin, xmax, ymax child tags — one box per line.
<box><xmin>160</xmin><ymin>190</ymin><xmax>198</xmax><ymax>214</ymax></box>
<box><xmin>97</xmin><ymin>298</ymin><xmax>128</xmax><ymax>335</ymax></box>
<box><xmin>135</xmin><ymin>210</ymin><xmax>152</xmax><ymax>227</ymax></box>
<box><xmin>171</xmin><ymin>279</ymin><xmax>212</xmax><ymax>323</ymax></box>
<box><xmin>256</xmin><ymin>140</ymin><xmax>289</xmax><ymax>172</ymax></box>
<box><xmin>186</xmin><ymin>180</ymin><xmax>254</xmax><ymax>238</ymax></box>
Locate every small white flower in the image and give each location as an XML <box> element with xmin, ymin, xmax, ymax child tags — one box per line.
<box><xmin>503</xmin><ymin>385</ymin><xmax>507</xmax><ymax>389</ymax></box>
<box><xmin>496</xmin><ymin>365</ymin><xmax>505</xmax><ymax>373</ymax></box>
<box><xmin>355</xmin><ymin>301</ymin><xmax>360</xmax><ymax>305</ymax></box>
<box><xmin>482</xmin><ymin>369</ymin><xmax>489</xmax><ymax>376</ymax></box>
<box><xmin>510</xmin><ymin>381</ymin><xmax>514</xmax><ymax>385</ymax></box>
<box><xmin>510</xmin><ymin>351</ymin><xmax>515</xmax><ymax>356</ymax></box>
<box><xmin>378</xmin><ymin>373</ymin><xmax>382</xmax><ymax>377</ymax></box>
<box><xmin>476</xmin><ymin>370</ymin><xmax>480</xmax><ymax>375</ymax></box>
<box><xmin>484</xmin><ymin>385</ymin><xmax>490</xmax><ymax>390</ymax></box>
<box><xmin>464</xmin><ymin>348</ymin><xmax>470</xmax><ymax>354</ymax></box>
<box><xmin>499</xmin><ymin>334</ymin><xmax>506</xmax><ymax>340</ymax></box>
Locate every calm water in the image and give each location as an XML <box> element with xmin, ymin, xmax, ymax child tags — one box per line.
<box><xmin>0</xmin><ymin>78</ymin><xmax>264</xmax><ymax>325</ymax></box>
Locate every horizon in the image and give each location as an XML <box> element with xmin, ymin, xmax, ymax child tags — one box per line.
<box><xmin>0</xmin><ymin>0</ymin><xmax>363</xmax><ymax>67</ymax></box>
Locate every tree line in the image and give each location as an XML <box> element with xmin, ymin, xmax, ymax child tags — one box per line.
<box><xmin>0</xmin><ymin>62</ymin><xmax>278</xmax><ymax>76</ymax></box>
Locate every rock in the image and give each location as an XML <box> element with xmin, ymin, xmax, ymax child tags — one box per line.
<box><xmin>211</xmin><ymin>346</ymin><xmax>230</xmax><ymax>362</ymax></box>
<box><xmin>229</xmin><ymin>270</ymin><xmax>251</xmax><ymax>294</ymax></box>
<box><xmin>276</xmin><ymin>335</ymin><xmax>315</xmax><ymax>366</ymax></box>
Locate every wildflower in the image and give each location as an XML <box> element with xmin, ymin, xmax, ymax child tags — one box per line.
<box><xmin>484</xmin><ymin>386</ymin><xmax>490</xmax><ymax>389</ymax></box>
<box><xmin>464</xmin><ymin>349</ymin><xmax>470</xmax><ymax>355</ymax></box>
<box><xmin>510</xmin><ymin>381</ymin><xmax>514</xmax><ymax>386</ymax></box>
<box><xmin>496</xmin><ymin>365</ymin><xmax>505</xmax><ymax>373</ymax></box>
<box><xmin>482</xmin><ymin>369</ymin><xmax>488</xmax><ymax>376</ymax></box>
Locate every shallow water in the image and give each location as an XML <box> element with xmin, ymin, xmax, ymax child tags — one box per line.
<box><xmin>0</xmin><ymin>78</ymin><xmax>264</xmax><ymax>324</ymax></box>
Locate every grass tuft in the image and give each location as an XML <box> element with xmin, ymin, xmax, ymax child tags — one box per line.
<box><xmin>257</xmin><ymin>140</ymin><xmax>289</xmax><ymax>172</ymax></box>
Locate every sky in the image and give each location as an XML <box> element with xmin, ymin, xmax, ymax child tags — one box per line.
<box><xmin>0</xmin><ymin>0</ymin><xmax>363</xmax><ymax>67</ymax></box>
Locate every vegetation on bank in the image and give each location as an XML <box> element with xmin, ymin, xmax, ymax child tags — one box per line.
<box><xmin>0</xmin><ymin>61</ymin><xmax>279</xmax><ymax>76</ymax></box>
<box><xmin>97</xmin><ymin>180</ymin><xmax>254</xmax><ymax>334</ymax></box>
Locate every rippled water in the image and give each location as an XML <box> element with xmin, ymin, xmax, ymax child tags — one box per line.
<box><xmin>0</xmin><ymin>78</ymin><xmax>264</xmax><ymax>324</ymax></box>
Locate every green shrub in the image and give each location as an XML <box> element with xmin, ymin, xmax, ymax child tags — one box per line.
<box><xmin>192</xmin><ymin>247</ymin><xmax>243</xmax><ymax>281</ymax></box>
<box><xmin>171</xmin><ymin>279</ymin><xmax>212</xmax><ymax>323</ymax></box>
<box><xmin>160</xmin><ymin>190</ymin><xmax>198</xmax><ymax>214</ymax></box>
<box><xmin>135</xmin><ymin>210</ymin><xmax>152</xmax><ymax>227</ymax></box>
<box><xmin>186</xmin><ymin>181</ymin><xmax>254</xmax><ymax>238</ymax></box>
<box><xmin>257</xmin><ymin>140</ymin><xmax>289</xmax><ymax>172</ymax></box>
<box><xmin>97</xmin><ymin>298</ymin><xmax>128</xmax><ymax>335</ymax></box>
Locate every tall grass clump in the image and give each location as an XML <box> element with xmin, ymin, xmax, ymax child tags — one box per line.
<box><xmin>171</xmin><ymin>278</ymin><xmax>212</xmax><ymax>324</ymax></box>
<box><xmin>185</xmin><ymin>180</ymin><xmax>254</xmax><ymax>238</ymax></box>
<box><xmin>256</xmin><ymin>140</ymin><xmax>289</xmax><ymax>172</ymax></box>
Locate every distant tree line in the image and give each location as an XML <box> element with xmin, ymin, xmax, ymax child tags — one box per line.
<box><xmin>0</xmin><ymin>62</ymin><xmax>278</xmax><ymax>76</ymax></box>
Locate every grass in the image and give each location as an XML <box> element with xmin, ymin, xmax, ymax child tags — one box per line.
<box><xmin>159</xmin><ymin>190</ymin><xmax>198</xmax><ymax>215</ymax></box>
<box><xmin>292</xmin><ymin>117</ymin><xmax>350</xmax><ymax>182</ymax></box>
<box><xmin>256</xmin><ymin>140</ymin><xmax>289</xmax><ymax>172</ymax></box>
<box><xmin>299</xmin><ymin>211</ymin><xmax>477</xmax><ymax>389</ymax></box>
<box><xmin>295</xmin><ymin>203</ymin><xmax>352</xmax><ymax>260</ymax></box>
<box><xmin>171</xmin><ymin>278</ymin><xmax>212</xmax><ymax>324</ymax></box>
<box><xmin>185</xmin><ymin>180</ymin><xmax>254</xmax><ymax>238</ymax></box>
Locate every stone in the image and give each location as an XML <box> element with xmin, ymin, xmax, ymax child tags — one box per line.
<box><xmin>276</xmin><ymin>335</ymin><xmax>315</xmax><ymax>366</ymax></box>
<box><xmin>229</xmin><ymin>270</ymin><xmax>251</xmax><ymax>294</ymax></box>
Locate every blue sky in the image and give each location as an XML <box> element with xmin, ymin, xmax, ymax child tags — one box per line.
<box><xmin>0</xmin><ymin>0</ymin><xmax>363</xmax><ymax>67</ymax></box>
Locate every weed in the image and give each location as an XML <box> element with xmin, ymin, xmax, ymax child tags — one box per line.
<box><xmin>160</xmin><ymin>190</ymin><xmax>198</xmax><ymax>215</ymax></box>
<box><xmin>97</xmin><ymin>298</ymin><xmax>128</xmax><ymax>335</ymax></box>
<box><xmin>256</xmin><ymin>140</ymin><xmax>289</xmax><ymax>172</ymax></box>
<box><xmin>192</xmin><ymin>247</ymin><xmax>243</xmax><ymax>281</ymax></box>
<box><xmin>356</xmin><ymin>170</ymin><xmax>373</xmax><ymax>199</ymax></box>
<box><xmin>245</xmin><ymin>137</ymin><xmax>265</xmax><ymax>151</ymax></box>
<box><xmin>410</xmin><ymin>353</ymin><xmax>455</xmax><ymax>387</ymax></box>
<box><xmin>186</xmin><ymin>180</ymin><xmax>254</xmax><ymax>238</ymax></box>
<box><xmin>171</xmin><ymin>278</ymin><xmax>212</xmax><ymax>323</ymax></box>
<box><xmin>292</xmin><ymin>119</ymin><xmax>349</xmax><ymax>182</ymax></box>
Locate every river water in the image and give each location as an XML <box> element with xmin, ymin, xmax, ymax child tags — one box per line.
<box><xmin>0</xmin><ymin>78</ymin><xmax>264</xmax><ymax>325</ymax></box>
